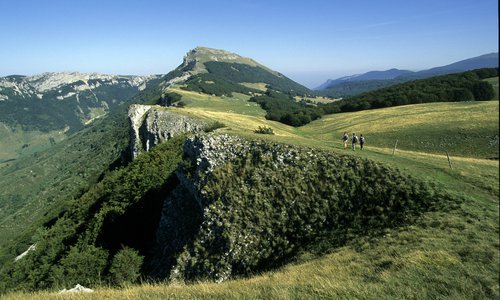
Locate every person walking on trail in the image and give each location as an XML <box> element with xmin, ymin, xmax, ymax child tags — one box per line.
<box><xmin>359</xmin><ymin>134</ymin><xmax>365</xmax><ymax>150</ymax></box>
<box><xmin>342</xmin><ymin>132</ymin><xmax>349</xmax><ymax>149</ymax></box>
<box><xmin>351</xmin><ymin>133</ymin><xmax>358</xmax><ymax>151</ymax></box>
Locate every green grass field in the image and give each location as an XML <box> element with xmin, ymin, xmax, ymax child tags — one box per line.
<box><xmin>299</xmin><ymin>101</ymin><xmax>499</xmax><ymax>159</ymax></box>
<box><xmin>3</xmin><ymin>91</ymin><xmax>499</xmax><ymax>299</ymax></box>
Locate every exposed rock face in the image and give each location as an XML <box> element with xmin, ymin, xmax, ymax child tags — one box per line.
<box><xmin>128</xmin><ymin>105</ymin><xmax>207</xmax><ymax>159</ymax></box>
<box><xmin>128</xmin><ymin>104</ymin><xmax>152</xmax><ymax>159</ymax></box>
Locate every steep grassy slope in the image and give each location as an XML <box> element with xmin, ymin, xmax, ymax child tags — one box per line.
<box><xmin>4</xmin><ymin>99</ymin><xmax>498</xmax><ymax>299</ymax></box>
<box><xmin>0</xmin><ymin>136</ymin><xmax>185</xmax><ymax>292</ymax></box>
<box><xmin>0</xmin><ymin>114</ymin><xmax>130</xmax><ymax>255</ymax></box>
<box><xmin>170</xmin><ymin>47</ymin><xmax>311</xmax><ymax>98</ymax></box>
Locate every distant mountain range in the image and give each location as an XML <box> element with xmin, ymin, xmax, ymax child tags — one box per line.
<box><xmin>0</xmin><ymin>72</ymin><xmax>160</xmax><ymax>132</ymax></box>
<box><xmin>315</xmin><ymin>68</ymin><xmax>414</xmax><ymax>90</ymax></box>
<box><xmin>316</xmin><ymin>52</ymin><xmax>499</xmax><ymax>97</ymax></box>
<box><xmin>0</xmin><ymin>72</ymin><xmax>160</xmax><ymax>162</ymax></box>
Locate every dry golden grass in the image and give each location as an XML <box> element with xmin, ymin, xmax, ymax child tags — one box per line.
<box><xmin>239</xmin><ymin>82</ymin><xmax>268</xmax><ymax>91</ymax></box>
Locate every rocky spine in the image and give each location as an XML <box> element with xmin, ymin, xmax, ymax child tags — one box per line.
<box><xmin>128</xmin><ymin>105</ymin><xmax>207</xmax><ymax>159</ymax></box>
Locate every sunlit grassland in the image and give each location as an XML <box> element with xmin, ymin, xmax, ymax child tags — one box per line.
<box><xmin>5</xmin><ymin>93</ymin><xmax>498</xmax><ymax>299</ymax></box>
<box><xmin>174</xmin><ymin>91</ymin><xmax>498</xmax><ymax>195</ymax></box>
<box><xmin>169</xmin><ymin>88</ymin><xmax>266</xmax><ymax>117</ymax></box>
<box><xmin>240</xmin><ymin>82</ymin><xmax>268</xmax><ymax>91</ymax></box>
<box><xmin>299</xmin><ymin>101</ymin><xmax>499</xmax><ymax>159</ymax></box>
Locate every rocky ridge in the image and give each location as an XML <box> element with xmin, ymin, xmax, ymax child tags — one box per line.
<box><xmin>0</xmin><ymin>72</ymin><xmax>158</xmax><ymax>100</ymax></box>
<box><xmin>181</xmin><ymin>46</ymin><xmax>277</xmax><ymax>75</ymax></box>
<box><xmin>128</xmin><ymin>104</ymin><xmax>208</xmax><ymax>159</ymax></box>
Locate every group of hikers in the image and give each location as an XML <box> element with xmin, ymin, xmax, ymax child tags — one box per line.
<box><xmin>342</xmin><ymin>132</ymin><xmax>365</xmax><ymax>151</ymax></box>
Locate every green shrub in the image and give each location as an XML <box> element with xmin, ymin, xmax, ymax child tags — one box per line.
<box><xmin>254</xmin><ymin>126</ymin><xmax>274</xmax><ymax>134</ymax></box>
<box><xmin>109</xmin><ymin>248</ymin><xmax>144</xmax><ymax>285</ymax></box>
<box><xmin>54</xmin><ymin>245</ymin><xmax>108</xmax><ymax>287</ymax></box>
<box><xmin>204</xmin><ymin>121</ymin><xmax>226</xmax><ymax>133</ymax></box>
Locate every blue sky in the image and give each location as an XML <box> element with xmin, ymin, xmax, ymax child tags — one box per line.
<box><xmin>0</xmin><ymin>0</ymin><xmax>498</xmax><ymax>87</ymax></box>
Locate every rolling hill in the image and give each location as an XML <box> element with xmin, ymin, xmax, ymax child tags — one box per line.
<box><xmin>0</xmin><ymin>47</ymin><xmax>498</xmax><ymax>298</ymax></box>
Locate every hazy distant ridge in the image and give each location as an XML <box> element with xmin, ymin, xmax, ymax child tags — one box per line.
<box><xmin>316</xmin><ymin>52</ymin><xmax>499</xmax><ymax>93</ymax></box>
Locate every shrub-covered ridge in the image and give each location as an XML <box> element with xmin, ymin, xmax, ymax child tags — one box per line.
<box><xmin>156</xmin><ymin>133</ymin><xmax>456</xmax><ymax>283</ymax></box>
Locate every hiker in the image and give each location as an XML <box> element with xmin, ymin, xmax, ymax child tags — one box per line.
<box><xmin>342</xmin><ymin>132</ymin><xmax>349</xmax><ymax>149</ymax></box>
<box><xmin>351</xmin><ymin>133</ymin><xmax>358</xmax><ymax>150</ymax></box>
<box><xmin>359</xmin><ymin>134</ymin><xmax>365</xmax><ymax>150</ymax></box>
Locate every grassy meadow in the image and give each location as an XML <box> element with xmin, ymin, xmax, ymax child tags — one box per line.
<box><xmin>3</xmin><ymin>90</ymin><xmax>499</xmax><ymax>299</ymax></box>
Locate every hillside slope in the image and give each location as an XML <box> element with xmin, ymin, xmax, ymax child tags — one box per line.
<box><xmin>0</xmin><ymin>82</ymin><xmax>164</xmax><ymax>249</ymax></box>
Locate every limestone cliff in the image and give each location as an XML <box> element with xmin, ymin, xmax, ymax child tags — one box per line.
<box><xmin>128</xmin><ymin>104</ymin><xmax>207</xmax><ymax>159</ymax></box>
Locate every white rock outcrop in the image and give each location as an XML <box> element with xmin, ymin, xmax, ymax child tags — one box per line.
<box><xmin>128</xmin><ymin>105</ymin><xmax>207</xmax><ymax>159</ymax></box>
<box><xmin>14</xmin><ymin>244</ymin><xmax>36</xmax><ymax>261</ymax></box>
<box><xmin>59</xmin><ymin>284</ymin><xmax>93</xmax><ymax>294</ymax></box>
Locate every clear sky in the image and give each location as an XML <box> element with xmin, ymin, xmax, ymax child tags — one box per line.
<box><xmin>0</xmin><ymin>0</ymin><xmax>498</xmax><ymax>88</ymax></box>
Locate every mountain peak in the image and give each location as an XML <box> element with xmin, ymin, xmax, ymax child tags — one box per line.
<box><xmin>181</xmin><ymin>47</ymin><xmax>272</xmax><ymax>74</ymax></box>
